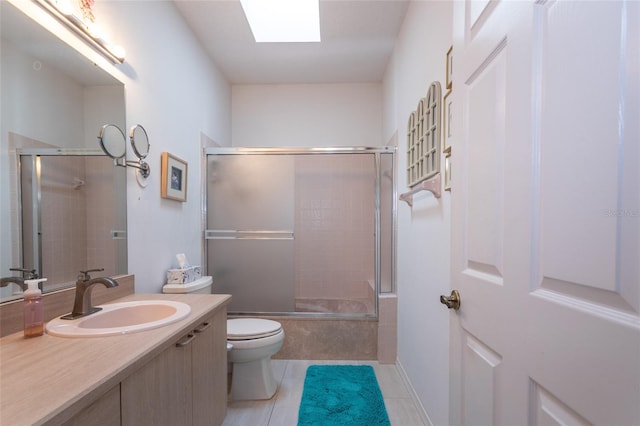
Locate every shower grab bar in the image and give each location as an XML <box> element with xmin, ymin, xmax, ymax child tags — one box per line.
<box><xmin>205</xmin><ymin>229</ymin><xmax>294</xmax><ymax>240</ymax></box>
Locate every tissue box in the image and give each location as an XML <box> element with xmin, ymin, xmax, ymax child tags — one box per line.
<box><xmin>167</xmin><ymin>266</ymin><xmax>201</xmax><ymax>284</ymax></box>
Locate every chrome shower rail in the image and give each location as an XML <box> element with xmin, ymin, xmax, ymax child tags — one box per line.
<box><xmin>204</xmin><ymin>146</ymin><xmax>395</xmax><ymax>155</ymax></box>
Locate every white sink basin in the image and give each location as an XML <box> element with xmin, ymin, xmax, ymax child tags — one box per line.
<box><xmin>46</xmin><ymin>300</ymin><xmax>191</xmax><ymax>338</ymax></box>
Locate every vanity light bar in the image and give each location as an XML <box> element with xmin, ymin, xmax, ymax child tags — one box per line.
<box><xmin>37</xmin><ymin>0</ymin><xmax>126</xmax><ymax>63</ymax></box>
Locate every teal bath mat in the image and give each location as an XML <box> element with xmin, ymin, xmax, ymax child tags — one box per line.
<box><xmin>298</xmin><ymin>365</ymin><xmax>391</xmax><ymax>426</ymax></box>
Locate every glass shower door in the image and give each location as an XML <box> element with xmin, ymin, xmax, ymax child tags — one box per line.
<box><xmin>206</xmin><ymin>154</ymin><xmax>296</xmax><ymax>313</ymax></box>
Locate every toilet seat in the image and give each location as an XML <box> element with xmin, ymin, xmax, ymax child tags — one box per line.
<box><xmin>228</xmin><ymin>318</ymin><xmax>282</xmax><ymax>341</ymax></box>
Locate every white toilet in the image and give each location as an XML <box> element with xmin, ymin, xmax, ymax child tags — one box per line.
<box><xmin>227</xmin><ymin>318</ymin><xmax>284</xmax><ymax>400</ymax></box>
<box><xmin>162</xmin><ymin>277</ymin><xmax>285</xmax><ymax>401</ymax></box>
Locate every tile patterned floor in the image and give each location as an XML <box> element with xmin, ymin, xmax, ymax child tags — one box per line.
<box><xmin>222</xmin><ymin>360</ymin><xmax>427</xmax><ymax>426</ymax></box>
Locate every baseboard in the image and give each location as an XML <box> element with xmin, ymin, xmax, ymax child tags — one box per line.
<box><xmin>395</xmin><ymin>358</ymin><xmax>433</xmax><ymax>426</ymax></box>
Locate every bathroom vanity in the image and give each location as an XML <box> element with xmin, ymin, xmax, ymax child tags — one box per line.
<box><xmin>0</xmin><ymin>293</ymin><xmax>231</xmax><ymax>426</ymax></box>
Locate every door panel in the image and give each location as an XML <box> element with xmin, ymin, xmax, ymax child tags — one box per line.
<box><xmin>538</xmin><ymin>0</ymin><xmax>634</xmax><ymax>297</ymax></box>
<box><xmin>465</xmin><ymin>43</ymin><xmax>506</xmax><ymax>279</ymax></box>
<box><xmin>462</xmin><ymin>333</ymin><xmax>502</xmax><ymax>426</ymax></box>
<box><xmin>450</xmin><ymin>1</ymin><xmax>640</xmax><ymax>425</ymax></box>
<box><xmin>531</xmin><ymin>383</ymin><xmax>590</xmax><ymax>426</ymax></box>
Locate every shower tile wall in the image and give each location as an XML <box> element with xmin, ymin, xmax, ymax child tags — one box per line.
<box><xmin>294</xmin><ymin>155</ymin><xmax>375</xmax><ymax>311</ymax></box>
<box><xmin>40</xmin><ymin>157</ymin><xmax>87</xmax><ymax>284</ymax></box>
<box><xmin>85</xmin><ymin>158</ymin><xmax>117</xmax><ymax>277</ymax></box>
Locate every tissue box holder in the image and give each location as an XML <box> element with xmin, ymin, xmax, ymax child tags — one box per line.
<box><xmin>167</xmin><ymin>266</ymin><xmax>201</xmax><ymax>284</ymax></box>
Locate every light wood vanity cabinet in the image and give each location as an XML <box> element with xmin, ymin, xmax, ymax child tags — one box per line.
<box><xmin>62</xmin><ymin>385</ymin><xmax>121</xmax><ymax>426</ymax></box>
<box><xmin>121</xmin><ymin>307</ymin><xmax>227</xmax><ymax>426</ymax></box>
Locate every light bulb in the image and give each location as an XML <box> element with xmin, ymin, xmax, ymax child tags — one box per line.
<box><xmin>55</xmin><ymin>0</ymin><xmax>74</xmax><ymax>16</ymax></box>
<box><xmin>87</xmin><ymin>23</ymin><xmax>105</xmax><ymax>40</ymax></box>
<box><xmin>111</xmin><ymin>45</ymin><xmax>126</xmax><ymax>61</ymax></box>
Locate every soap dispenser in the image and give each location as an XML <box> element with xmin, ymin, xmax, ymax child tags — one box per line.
<box><xmin>24</xmin><ymin>278</ymin><xmax>46</xmax><ymax>338</ymax></box>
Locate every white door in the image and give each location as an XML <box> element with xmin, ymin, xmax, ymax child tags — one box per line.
<box><xmin>448</xmin><ymin>1</ymin><xmax>640</xmax><ymax>425</ymax></box>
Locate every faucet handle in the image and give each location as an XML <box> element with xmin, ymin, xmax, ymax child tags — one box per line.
<box><xmin>78</xmin><ymin>268</ymin><xmax>105</xmax><ymax>281</ymax></box>
<box><xmin>10</xmin><ymin>268</ymin><xmax>38</xmax><ymax>279</ymax></box>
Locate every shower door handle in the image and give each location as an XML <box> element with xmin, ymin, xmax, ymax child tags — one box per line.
<box><xmin>205</xmin><ymin>229</ymin><xmax>294</xmax><ymax>240</ymax></box>
<box><xmin>440</xmin><ymin>290</ymin><xmax>461</xmax><ymax>310</ymax></box>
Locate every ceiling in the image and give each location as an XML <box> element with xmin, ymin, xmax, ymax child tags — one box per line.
<box><xmin>173</xmin><ymin>0</ymin><xmax>410</xmax><ymax>84</ymax></box>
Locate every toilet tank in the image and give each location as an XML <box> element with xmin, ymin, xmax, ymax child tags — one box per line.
<box><xmin>162</xmin><ymin>276</ymin><xmax>213</xmax><ymax>294</ymax></box>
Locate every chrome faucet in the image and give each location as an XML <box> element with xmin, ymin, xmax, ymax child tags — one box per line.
<box><xmin>61</xmin><ymin>269</ymin><xmax>118</xmax><ymax>320</ymax></box>
<box><xmin>0</xmin><ymin>268</ymin><xmax>39</xmax><ymax>292</ymax></box>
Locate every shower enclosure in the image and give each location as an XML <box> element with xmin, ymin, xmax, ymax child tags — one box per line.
<box><xmin>205</xmin><ymin>147</ymin><xmax>395</xmax><ymax>317</ymax></box>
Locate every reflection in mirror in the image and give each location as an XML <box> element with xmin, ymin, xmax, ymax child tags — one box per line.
<box><xmin>19</xmin><ymin>150</ymin><xmax>127</xmax><ymax>295</ymax></box>
<box><xmin>1</xmin><ymin>1</ymin><xmax>127</xmax><ymax>302</ymax></box>
<box><xmin>99</xmin><ymin>124</ymin><xmax>127</xmax><ymax>161</ymax></box>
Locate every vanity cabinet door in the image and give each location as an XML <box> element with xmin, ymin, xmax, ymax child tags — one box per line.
<box><xmin>192</xmin><ymin>308</ymin><xmax>227</xmax><ymax>426</ymax></box>
<box><xmin>62</xmin><ymin>384</ymin><xmax>121</xmax><ymax>426</ymax></box>
<box><xmin>121</xmin><ymin>336</ymin><xmax>193</xmax><ymax>426</ymax></box>
<box><xmin>120</xmin><ymin>307</ymin><xmax>227</xmax><ymax>426</ymax></box>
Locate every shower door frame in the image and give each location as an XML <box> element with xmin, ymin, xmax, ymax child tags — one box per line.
<box><xmin>203</xmin><ymin>146</ymin><xmax>396</xmax><ymax>318</ymax></box>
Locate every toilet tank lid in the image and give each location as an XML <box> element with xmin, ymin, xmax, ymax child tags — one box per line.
<box><xmin>227</xmin><ymin>318</ymin><xmax>282</xmax><ymax>339</ymax></box>
<box><xmin>162</xmin><ymin>276</ymin><xmax>212</xmax><ymax>293</ymax></box>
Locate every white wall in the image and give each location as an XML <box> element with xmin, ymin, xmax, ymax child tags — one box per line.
<box><xmin>93</xmin><ymin>1</ymin><xmax>232</xmax><ymax>293</ymax></box>
<box><xmin>232</xmin><ymin>83</ymin><xmax>382</xmax><ymax>147</ymax></box>
<box><xmin>383</xmin><ymin>2</ymin><xmax>453</xmax><ymax>425</ymax></box>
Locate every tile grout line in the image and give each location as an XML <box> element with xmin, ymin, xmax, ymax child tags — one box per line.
<box><xmin>267</xmin><ymin>360</ymin><xmax>290</xmax><ymax>426</ymax></box>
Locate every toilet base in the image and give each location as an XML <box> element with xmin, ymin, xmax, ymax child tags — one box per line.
<box><xmin>230</xmin><ymin>357</ymin><xmax>278</xmax><ymax>401</ymax></box>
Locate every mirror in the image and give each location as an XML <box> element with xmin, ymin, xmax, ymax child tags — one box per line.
<box><xmin>1</xmin><ymin>1</ymin><xmax>127</xmax><ymax>302</ymax></box>
<box><xmin>130</xmin><ymin>125</ymin><xmax>150</xmax><ymax>159</ymax></box>
<box><xmin>98</xmin><ymin>123</ymin><xmax>151</xmax><ymax>179</ymax></box>
<box><xmin>99</xmin><ymin>124</ymin><xmax>127</xmax><ymax>160</ymax></box>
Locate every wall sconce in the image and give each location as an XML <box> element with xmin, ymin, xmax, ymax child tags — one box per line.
<box><xmin>99</xmin><ymin>124</ymin><xmax>151</xmax><ymax>180</ymax></box>
<box><xmin>36</xmin><ymin>0</ymin><xmax>126</xmax><ymax>63</ymax></box>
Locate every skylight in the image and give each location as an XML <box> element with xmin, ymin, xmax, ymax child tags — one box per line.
<box><xmin>240</xmin><ymin>0</ymin><xmax>321</xmax><ymax>43</ymax></box>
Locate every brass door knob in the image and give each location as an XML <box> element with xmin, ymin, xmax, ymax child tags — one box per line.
<box><xmin>440</xmin><ymin>290</ymin><xmax>461</xmax><ymax>310</ymax></box>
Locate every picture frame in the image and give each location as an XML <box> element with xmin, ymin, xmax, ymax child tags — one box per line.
<box><xmin>443</xmin><ymin>89</ymin><xmax>452</xmax><ymax>154</ymax></box>
<box><xmin>444</xmin><ymin>153</ymin><xmax>452</xmax><ymax>192</ymax></box>
<box><xmin>446</xmin><ymin>45</ymin><xmax>453</xmax><ymax>90</ymax></box>
<box><xmin>161</xmin><ymin>152</ymin><xmax>188</xmax><ymax>202</ymax></box>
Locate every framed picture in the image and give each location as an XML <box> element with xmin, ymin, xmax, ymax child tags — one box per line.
<box><xmin>446</xmin><ymin>45</ymin><xmax>453</xmax><ymax>89</ymax></box>
<box><xmin>161</xmin><ymin>152</ymin><xmax>188</xmax><ymax>202</ymax></box>
<box><xmin>444</xmin><ymin>153</ymin><xmax>452</xmax><ymax>192</ymax></box>
<box><xmin>443</xmin><ymin>89</ymin><xmax>452</xmax><ymax>154</ymax></box>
